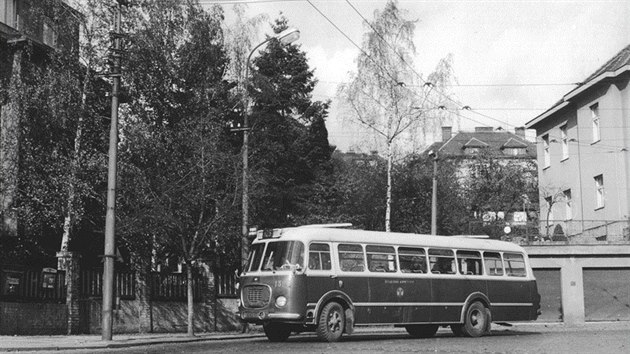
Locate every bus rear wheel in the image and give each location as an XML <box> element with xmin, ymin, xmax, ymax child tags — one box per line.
<box><xmin>405</xmin><ymin>324</ymin><xmax>439</xmax><ymax>338</ymax></box>
<box><xmin>461</xmin><ymin>301</ymin><xmax>490</xmax><ymax>337</ymax></box>
<box><xmin>316</xmin><ymin>301</ymin><xmax>345</xmax><ymax>342</ymax></box>
<box><xmin>263</xmin><ymin>322</ymin><xmax>291</xmax><ymax>342</ymax></box>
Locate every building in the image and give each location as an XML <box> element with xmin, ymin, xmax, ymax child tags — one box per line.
<box><xmin>1</xmin><ymin>0</ymin><xmax>80</xmax><ymax>237</ymax></box>
<box><xmin>425</xmin><ymin>126</ymin><xmax>536</xmax><ymax>180</ymax></box>
<box><xmin>525</xmin><ymin>44</ymin><xmax>630</xmax><ymax>242</ymax></box>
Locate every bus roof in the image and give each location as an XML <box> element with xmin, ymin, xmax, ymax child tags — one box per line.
<box><xmin>255</xmin><ymin>227</ymin><xmax>526</xmax><ymax>254</ymax></box>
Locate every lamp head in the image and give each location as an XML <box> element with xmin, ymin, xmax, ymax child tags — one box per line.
<box><xmin>276</xmin><ymin>27</ymin><xmax>300</xmax><ymax>45</ymax></box>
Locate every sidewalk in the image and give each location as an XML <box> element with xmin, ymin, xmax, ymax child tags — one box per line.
<box><xmin>1</xmin><ymin>322</ymin><xmax>628</xmax><ymax>352</ymax></box>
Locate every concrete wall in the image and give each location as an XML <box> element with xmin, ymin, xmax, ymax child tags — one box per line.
<box><xmin>0</xmin><ymin>302</ymin><xmax>67</xmax><ymax>335</ymax></box>
<box><xmin>526</xmin><ymin>244</ymin><xmax>630</xmax><ymax>324</ymax></box>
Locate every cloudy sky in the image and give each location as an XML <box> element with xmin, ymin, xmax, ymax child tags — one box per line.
<box><xmin>207</xmin><ymin>0</ymin><xmax>630</xmax><ymax>152</ymax></box>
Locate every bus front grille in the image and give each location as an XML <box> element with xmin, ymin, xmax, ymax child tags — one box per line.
<box><xmin>243</xmin><ymin>285</ymin><xmax>270</xmax><ymax>308</ymax></box>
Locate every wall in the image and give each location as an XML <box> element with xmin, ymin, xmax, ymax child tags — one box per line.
<box><xmin>526</xmin><ymin>244</ymin><xmax>630</xmax><ymax>324</ymax></box>
<box><xmin>0</xmin><ymin>302</ymin><xmax>67</xmax><ymax>335</ymax></box>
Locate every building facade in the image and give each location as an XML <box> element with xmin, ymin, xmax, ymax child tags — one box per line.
<box><xmin>526</xmin><ymin>44</ymin><xmax>630</xmax><ymax>242</ymax></box>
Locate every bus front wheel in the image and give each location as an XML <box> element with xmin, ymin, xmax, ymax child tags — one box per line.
<box><xmin>316</xmin><ymin>301</ymin><xmax>345</xmax><ymax>342</ymax></box>
<box><xmin>405</xmin><ymin>324</ymin><xmax>439</xmax><ymax>338</ymax></box>
<box><xmin>263</xmin><ymin>322</ymin><xmax>291</xmax><ymax>342</ymax></box>
<box><xmin>461</xmin><ymin>301</ymin><xmax>490</xmax><ymax>337</ymax></box>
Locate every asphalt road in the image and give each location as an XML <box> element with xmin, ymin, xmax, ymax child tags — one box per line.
<box><xmin>71</xmin><ymin>325</ymin><xmax>628</xmax><ymax>354</ymax></box>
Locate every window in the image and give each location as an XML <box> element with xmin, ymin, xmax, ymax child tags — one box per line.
<box><xmin>564</xmin><ymin>189</ymin><xmax>572</xmax><ymax>220</ymax></box>
<box><xmin>0</xmin><ymin>0</ymin><xmax>17</xmax><ymax>28</ymax></box>
<box><xmin>483</xmin><ymin>252</ymin><xmax>504</xmax><ymax>276</ymax></box>
<box><xmin>245</xmin><ymin>243</ymin><xmax>265</xmax><ymax>273</ymax></box>
<box><xmin>543</xmin><ymin>134</ymin><xmax>550</xmax><ymax>168</ymax></box>
<box><xmin>261</xmin><ymin>241</ymin><xmax>304</xmax><ymax>272</ymax></box>
<box><xmin>43</xmin><ymin>22</ymin><xmax>58</xmax><ymax>49</ymax></box>
<box><xmin>338</xmin><ymin>244</ymin><xmax>365</xmax><ymax>272</ymax></box>
<box><xmin>503</xmin><ymin>147</ymin><xmax>526</xmax><ymax>156</ymax></box>
<box><xmin>545</xmin><ymin>196</ymin><xmax>554</xmax><ymax>221</ymax></box>
<box><xmin>429</xmin><ymin>249</ymin><xmax>456</xmax><ymax>275</ymax></box>
<box><xmin>504</xmin><ymin>253</ymin><xmax>526</xmax><ymax>277</ymax></box>
<box><xmin>308</xmin><ymin>243</ymin><xmax>331</xmax><ymax>270</ymax></box>
<box><xmin>456</xmin><ymin>251</ymin><xmax>483</xmax><ymax>275</ymax></box>
<box><xmin>594</xmin><ymin>174</ymin><xmax>604</xmax><ymax>209</ymax></box>
<box><xmin>560</xmin><ymin>125</ymin><xmax>569</xmax><ymax>160</ymax></box>
<box><xmin>465</xmin><ymin>147</ymin><xmax>480</xmax><ymax>154</ymax></box>
<box><xmin>366</xmin><ymin>245</ymin><xmax>397</xmax><ymax>273</ymax></box>
<box><xmin>591</xmin><ymin>103</ymin><xmax>600</xmax><ymax>143</ymax></box>
<box><xmin>398</xmin><ymin>247</ymin><xmax>427</xmax><ymax>273</ymax></box>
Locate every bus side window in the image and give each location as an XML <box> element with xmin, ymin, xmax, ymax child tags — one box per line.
<box><xmin>338</xmin><ymin>244</ymin><xmax>365</xmax><ymax>272</ymax></box>
<box><xmin>366</xmin><ymin>245</ymin><xmax>397</xmax><ymax>273</ymax></box>
<box><xmin>308</xmin><ymin>243</ymin><xmax>331</xmax><ymax>270</ymax></box>
<box><xmin>504</xmin><ymin>253</ymin><xmax>526</xmax><ymax>277</ymax></box>
<box><xmin>456</xmin><ymin>250</ymin><xmax>482</xmax><ymax>275</ymax></box>
<box><xmin>398</xmin><ymin>247</ymin><xmax>427</xmax><ymax>273</ymax></box>
<box><xmin>483</xmin><ymin>252</ymin><xmax>504</xmax><ymax>276</ymax></box>
<box><xmin>429</xmin><ymin>248</ymin><xmax>456</xmax><ymax>274</ymax></box>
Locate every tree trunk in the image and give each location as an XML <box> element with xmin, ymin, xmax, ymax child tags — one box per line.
<box><xmin>186</xmin><ymin>262</ymin><xmax>195</xmax><ymax>336</ymax></box>
<box><xmin>385</xmin><ymin>140</ymin><xmax>392</xmax><ymax>232</ymax></box>
<box><xmin>1</xmin><ymin>47</ymin><xmax>23</xmax><ymax>238</ymax></box>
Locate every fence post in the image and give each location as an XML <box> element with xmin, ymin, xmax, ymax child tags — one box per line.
<box><xmin>200</xmin><ymin>264</ymin><xmax>216</xmax><ymax>332</ymax></box>
<box><xmin>57</xmin><ymin>251</ymin><xmax>80</xmax><ymax>334</ymax></box>
<box><xmin>135</xmin><ymin>264</ymin><xmax>152</xmax><ymax>333</ymax></box>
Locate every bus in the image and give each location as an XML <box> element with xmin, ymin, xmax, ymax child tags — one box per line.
<box><xmin>238</xmin><ymin>225</ymin><xmax>540</xmax><ymax>342</ymax></box>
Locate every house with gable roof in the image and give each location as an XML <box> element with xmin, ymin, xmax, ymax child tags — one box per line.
<box><xmin>424</xmin><ymin>126</ymin><xmax>537</xmax><ymax>181</ymax></box>
<box><xmin>525</xmin><ymin>44</ymin><xmax>630</xmax><ymax>241</ymax></box>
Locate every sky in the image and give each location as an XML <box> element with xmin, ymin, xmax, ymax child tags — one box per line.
<box><xmin>204</xmin><ymin>0</ymin><xmax>630</xmax><ymax>152</ymax></box>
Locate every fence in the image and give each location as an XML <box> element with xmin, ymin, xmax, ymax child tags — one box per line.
<box><xmin>2</xmin><ymin>267</ymin><xmax>237</xmax><ymax>302</ymax></box>
<box><xmin>468</xmin><ymin>219</ymin><xmax>630</xmax><ymax>245</ymax></box>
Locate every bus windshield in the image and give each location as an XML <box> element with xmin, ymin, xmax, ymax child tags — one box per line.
<box><xmin>261</xmin><ymin>241</ymin><xmax>305</xmax><ymax>272</ymax></box>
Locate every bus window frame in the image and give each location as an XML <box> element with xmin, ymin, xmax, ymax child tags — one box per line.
<box><xmin>397</xmin><ymin>246</ymin><xmax>428</xmax><ymax>274</ymax></box>
<box><xmin>503</xmin><ymin>252</ymin><xmax>527</xmax><ymax>277</ymax></box>
<box><xmin>307</xmin><ymin>242</ymin><xmax>333</xmax><ymax>273</ymax></box>
<box><xmin>428</xmin><ymin>248</ymin><xmax>457</xmax><ymax>275</ymax></box>
<box><xmin>456</xmin><ymin>250</ymin><xmax>483</xmax><ymax>276</ymax></box>
<box><xmin>366</xmin><ymin>245</ymin><xmax>397</xmax><ymax>273</ymax></box>
<box><xmin>336</xmin><ymin>243</ymin><xmax>367</xmax><ymax>273</ymax></box>
<box><xmin>483</xmin><ymin>251</ymin><xmax>505</xmax><ymax>276</ymax></box>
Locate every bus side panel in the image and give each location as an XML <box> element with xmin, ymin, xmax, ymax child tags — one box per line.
<box><xmin>337</xmin><ymin>275</ymin><xmax>370</xmax><ymax>323</ymax></box>
<box><xmin>368</xmin><ymin>276</ymin><xmax>432</xmax><ymax>324</ymax></box>
<box><xmin>306</xmin><ymin>275</ymin><xmax>336</xmax><ymax>305</ymax></box>
<box><xmin>487</xmin><ymin>279</ymin><xmax>536</xmax><ymax>321</ymax></box>
<box><xmin>431</xmin><ymin>277</ymin><xmax>486</xmax><ymax>323</ymax></box>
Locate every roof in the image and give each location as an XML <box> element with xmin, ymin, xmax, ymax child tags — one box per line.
<box><xmin>253</xmin><ymin>226</ymin><xmax>527</xmax><ymax>254</ymax></box>
<box><xmin>527</xmin><ymin>44</ymin><xmax>630</xmax><ymax>128</ymax></box>
<box><xmin>425</xmin><ymin>130</ymin><xmax>536</xmax><ymax>159</ymax></box>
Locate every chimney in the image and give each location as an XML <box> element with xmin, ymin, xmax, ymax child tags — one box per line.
<box><xmin>515</xmin><ymin>126</ymin><xmax>525</xmax><ymax>137</ymax></box>
<box><xmin>475</xmin><ymin>127</ymin><xmax>493</xmax><ymax>133</ymax></box>
<box><xmin>441</xmin><ymin>126</ymin><xmax>452</xmax><ymax>142</ymax></box>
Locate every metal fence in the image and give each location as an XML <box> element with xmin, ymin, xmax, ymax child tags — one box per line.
<box><xmin>468</xmin><ymin>219</ymin><xmax>630</xmax><ymax>245</ymax></box>
<box><xmin>2</xmin><ymin>267</ymin><xmax>237</xmax><ymax>302</ymax></box>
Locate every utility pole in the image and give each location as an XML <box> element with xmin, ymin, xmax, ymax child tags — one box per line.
<box><xmin>102</xmin><ymin>0</ymin><xmax>127</xmax><ymax>341</ymax></box>
<box><xmin>430</xmin><ymin>150</ymin><xmax>438</xmax><ymax>235</ymax></box>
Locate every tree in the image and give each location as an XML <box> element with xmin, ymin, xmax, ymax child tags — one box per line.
<box><xmin>338</xmin><ymin>0</ymin><xmax>456</xmax><ymax>232</ymax></box>
<box><xmin>118</xmin><ymin>0</ymin><xmax>238</xmax><ymax>336</ymax></box>
<box><xmin>247</xmin><ymin>17</ymin><xmax>334</xmax><ymax>229</ymax></box>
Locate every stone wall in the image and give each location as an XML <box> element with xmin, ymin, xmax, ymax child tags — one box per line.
<box><xmin>0</xmin><ymin>302</ymin><xmax>67</xmax><ymax>335</ymax></box>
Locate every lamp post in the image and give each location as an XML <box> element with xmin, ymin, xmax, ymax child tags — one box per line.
<box><xmin>240</xmin><ymin>28</ymin><xmax>300</xmax><ymax>272</ymax></box>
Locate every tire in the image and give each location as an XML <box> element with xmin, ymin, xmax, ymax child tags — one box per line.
<box><xmin>316</xmin><ymin>301</ymin><xmax>345</xmax><ymax>342</ymax></box>
<box><xmin>405</xmin><ymin>324</ymin><xmax>439</xmax><ymax>338</ymax></box>
<box><xmin>450</xmin><ymin>324</ymin><xmax>464</xmax><ymax>337</ymax></box>
<box><xmin>263</xmin><ymin>322</ymin><xmax>292</xmax><ymax>342</ymax></box>
<box><xmin>461</xmin><ymin>301</ymin><xmax>489</xmax><ymax>337</ymax></box>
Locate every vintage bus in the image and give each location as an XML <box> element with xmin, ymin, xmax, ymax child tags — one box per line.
<box><xmin>238</xmin><ymin>225</ymin><xmax>540</xmax><ymax>342</ymax></box>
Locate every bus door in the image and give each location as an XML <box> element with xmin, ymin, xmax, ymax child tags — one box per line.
<box><xmin>428</xmin><ymin>248</ymin><xmax>462</xmax><ymax>323</ymax></box>
<box><xmin>396</xmin><ymin>247</ymin><xmax>432</xmax><ymax>323</ymax></box>
<box><xmin>305</xmin><ymin>242</ymin><xmax>336</xmax><ymax>306</ymax></box>
<box><xmin>336</xmin><ymin>243</ymin><xmax>370</xmax><ymax>323</ymax></box>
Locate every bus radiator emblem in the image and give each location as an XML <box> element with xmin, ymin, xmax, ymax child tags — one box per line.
<box><xmin>396</xmin><ymin>287</ymin><xmax>404</xmax><ymax>297</ymax></box>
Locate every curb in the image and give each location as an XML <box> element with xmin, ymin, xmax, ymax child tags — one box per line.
<box><xmin>0</xmin><ymin>333</ymin><xmax>266</xmax><ymax>352</ymax></box>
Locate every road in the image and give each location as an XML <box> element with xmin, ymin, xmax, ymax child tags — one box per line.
<box><xmin>88</xmin><ymin>324</ymin><xmax>628</xmax><ymax>354</ymax></box>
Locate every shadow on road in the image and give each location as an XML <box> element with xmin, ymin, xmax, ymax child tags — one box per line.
<box><xmin>251</xmin><ymin>329</ymin><xmax>542</xmax><ymax>343</ymax></box>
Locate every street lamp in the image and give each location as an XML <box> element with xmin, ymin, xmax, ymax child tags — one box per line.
<box><xmin>240</xmin><ymin>28</ymin><xmax>300</xmax><ymax>272</ymax></box>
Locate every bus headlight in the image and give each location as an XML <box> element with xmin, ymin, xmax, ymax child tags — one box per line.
<box><xmin>275</xmin><ymin>296</ymin><xmax>287</xmax><ymax>308</ymax></box>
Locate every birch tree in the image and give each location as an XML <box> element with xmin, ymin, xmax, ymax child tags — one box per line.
<box><xmin>338</xmin><ymin>0</ymin><xmax>455</xmax><ymax>232</ymax></box>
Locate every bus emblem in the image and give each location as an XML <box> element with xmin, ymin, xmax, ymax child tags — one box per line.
<box><xmin>396</xmin><ymin>287</ymin><xmax>404</xmax><ymax>297</ymax></box>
